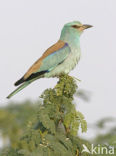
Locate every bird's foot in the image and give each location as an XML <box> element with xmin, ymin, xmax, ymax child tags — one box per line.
<box><xmin>72</xmin><ymin>76</ymin><xmax>81</xmax><ymax>82</ymax></box>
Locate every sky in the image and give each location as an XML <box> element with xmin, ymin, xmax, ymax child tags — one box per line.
<box><xmin>0</xmin><ymin>0</ymin><xmax>116</xmax><ymax>138</ymax></box>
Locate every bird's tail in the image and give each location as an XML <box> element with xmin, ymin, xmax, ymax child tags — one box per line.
<box><xmin>7</xmin><ymin>81</ymin><xmax>31</xmax><ymax>99</ymax></box>
<box><xmin>7</xmin><ymin>76</ymin><xmax>40</xmax><ymax>99</ymax></box>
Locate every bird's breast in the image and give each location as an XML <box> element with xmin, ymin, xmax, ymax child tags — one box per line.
<box><xmin>45</xmin><ymin>47</ymin><xmax>81</xmax><ymax>77</ymax></box>
<box><xmin>63</xmin><ymin>48</ymin><xmax>81</xmax><ymax>73</ymax></box>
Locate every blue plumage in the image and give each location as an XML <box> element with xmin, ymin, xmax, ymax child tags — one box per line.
<box><xmin>7</xmin><ymin>21</ymin><xmax>92</xmax><ymax>99</ymax></box>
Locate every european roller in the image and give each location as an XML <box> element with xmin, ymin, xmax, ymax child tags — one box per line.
<box><xmin>7</xmin><ymin>21</ymin><xmax>92</xmax><ymax>99</ymax></box>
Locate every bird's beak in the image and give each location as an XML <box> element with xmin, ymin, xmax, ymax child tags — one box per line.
<box><xmin>82</xmin><ymin>24</ymin><xmax>93</xmax><ymax>29</ymax></box>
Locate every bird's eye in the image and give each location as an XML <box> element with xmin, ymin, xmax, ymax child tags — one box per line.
<box><xmin>72</xmin><ymin>25</ymin><xmax>80</xmax><ymax>29</ymax></box>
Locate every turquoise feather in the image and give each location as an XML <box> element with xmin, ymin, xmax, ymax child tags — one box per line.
<box><xmin>38</xmin><ymin>43</ymin><xmax>71</xmax><ymax>72</ymax></box>
<box><xmin>7</xmin><ymin>21</ymin><xmax>92</xmax><ymax>98</ymax></box>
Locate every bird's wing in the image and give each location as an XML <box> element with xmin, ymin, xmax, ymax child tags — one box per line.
<box><xmin>24</xmin><ymin>40</ymin><xmax>71</xmax><ymax>80</ymax></box>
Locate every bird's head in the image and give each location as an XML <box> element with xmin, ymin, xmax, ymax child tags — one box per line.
<box><xmin>60</xmin><ymin>21</ymin><xmax>92</xmax><ymax>43</ymax></box>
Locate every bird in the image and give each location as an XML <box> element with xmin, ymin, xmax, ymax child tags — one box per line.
<box><xmin>7</xmin><ymin>21</ymin><xmax>92</xmax><ymax>99</ymax></box>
